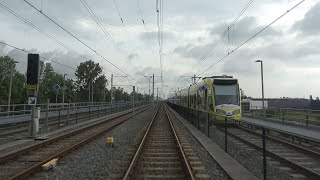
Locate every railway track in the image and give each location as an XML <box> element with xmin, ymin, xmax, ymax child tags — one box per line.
<box><xmin>0</xmin><ymin>105</ymin><xmax>149</xmax><ymax>180</ymax></box>
<box><xmin>123</xmin><ymin>104</ymin><xmax>209</xmax><ymax>179</ymax></box>
<box><xmin>223</xmin><ymin>125</ymin><xmax>320</xmax><ymax>180</ymax></box>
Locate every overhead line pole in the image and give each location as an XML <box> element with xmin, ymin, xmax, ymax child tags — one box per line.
<box><xmin>110</xmin><ymin>74</ymin><xmax>113</xmax><ymax>105</ymax></box>
<box><xmin>152</xmin><ymin>74</ymin><xmax>154</xmax><ymax>105</ymax></box>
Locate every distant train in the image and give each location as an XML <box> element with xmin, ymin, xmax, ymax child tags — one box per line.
<box><xmin>169</xmin><ymin>75</ymin><xmax>242</xmax><ymax>121</ymax></box>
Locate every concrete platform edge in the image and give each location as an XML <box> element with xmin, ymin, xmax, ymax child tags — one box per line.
<box><xmin>167</xmin><ymin>105</ymin><xmax>258</xmax><ymax>180</ymax></box>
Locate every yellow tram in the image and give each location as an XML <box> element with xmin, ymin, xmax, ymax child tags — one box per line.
<box><xmin>176</xmin><ymin>75</ymin><xmax>241</xmax><ymax>121</ymax></box>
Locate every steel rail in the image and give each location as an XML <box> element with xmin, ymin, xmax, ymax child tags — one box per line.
<box><xmin>164</xmin><ymin>104</ymin><xmax>196</xmax><ymax>180</ymax></box>
<box><xmin>123</xmin><ymin>104</ymin><xmax>195</xmax><ymax>179</ymax></box>
<box><xmin>122</xmin><ymin>105</ymin><xmax>160</xmax><ymax>179</ymax></box>
<box><xmin>1</xmin><ymin>106</ymin><xmax>150</xmax><ymax>179</ymax></box>
<box><xmin>224</xmin><ymin>127</ymin><xmax>320</xmax><ymax>180</ymax></box>
<box><xmin>236</xmin><ymin>125</ymin><xmax>320</xmax><ymax>158</ymax></box>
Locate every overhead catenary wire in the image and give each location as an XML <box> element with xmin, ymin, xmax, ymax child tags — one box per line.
<box><xmin>197</xmin><ymin>0</ymin><xmax>306</xmax><ymax>77</ymax></box>
<box><xmin>193</xmin><ymin>0</ymin><xmax>254</xmax><ymax>72</ymax></box>
<box><xmin>79</xmin><ymin>0</ymin><xmax>150</xmax><ymax>88</ymax></box>
<box><xmin>0</xmin><ymin>1</ymin><xmax>121</xmax><ymax>76</ymax></box>
<box><xmin>79</xmin><ymin>0</ymin><xmax>128</xmax><ymax>59</ymax></box>
<box><xmin>113</xmin><ymin>0</ymin><xmax>136</xmax><ymax>54</ymax></box>
<box><xmin>136</xmin><ymin>0</ymin><xmax>156</xmax><ymax>56</ymax></box>
<box><xmin>24</xmin><ymin>0</ymin><xmax>134</xmax><ymax>81</ymax></box>
<box><xmin>0</xmin><ymin>2</ymin><xmax>88</xmax><ymax>63</ymax></box>
<box><xmin>0</xmin><ymin>41</ymin><xmax>76</xmax><ymax>70</ymax></box>
<box><xmin>79</xmin><ymin>0</ymin><xmax>139</xmax><ymax>75</ymax></box>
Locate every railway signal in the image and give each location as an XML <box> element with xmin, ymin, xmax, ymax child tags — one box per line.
<box><xmin>26</xmin><ymin>54</ymin><xmax>40</xmax><ymax>137</ymax></box>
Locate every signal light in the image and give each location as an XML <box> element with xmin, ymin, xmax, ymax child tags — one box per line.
<box><xmin>27</xmin><ymin>54</ymin><xmax>39</xmax><ymax>85</ymax></box>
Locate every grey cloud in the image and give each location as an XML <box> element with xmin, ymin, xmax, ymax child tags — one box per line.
<box><xmin>128</xmin><ymin>53</ymin><xmax>138</xmax><ymax>61</ymax></box>
<box><xmin>292</xmin><ymin>2</ymin><xmax>320</xmax><ymax>36</ymax></box>
<box><xmin>140</xmin><ymin>31</ymin><xmax>175</xmax><ymax>41</ymax></box>
<box><xmin>173</xmin><ymin>41</ymin><xmax>225</xmax><ymax>60</ymax></box>
<box><xmin>173</xmin><ymin>16</ymin><xmax>283</xmax><ymax>60</ymax></box>
<box><xmin>210</xmin><ymin>16</ymin><xmax>282</xmax><ymax>43</ymax></box>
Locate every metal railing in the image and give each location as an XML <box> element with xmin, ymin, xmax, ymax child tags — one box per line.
<box><xmin>0</xmin><ymin>101</ymin><xmax>149</xmax><ymax>125</ymax></box>
<box><xmin>243</xmin><ymin>106</ymin><xmax>320</xmax><ymax>127</ymax></box>
<box><xmin>0</xmin><ymin>101</ymin><xmax>134</xmax><ymax>117</ymax></box>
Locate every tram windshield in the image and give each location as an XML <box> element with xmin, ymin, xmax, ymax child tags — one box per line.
<box><xmin>213</xmin><ymin>84</ymin><xmax>239</xmax><ymax>106</ymax></box>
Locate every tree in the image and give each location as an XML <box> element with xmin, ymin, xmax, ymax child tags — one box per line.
<box><xmin>38</xmin><ymin>63</ymin><xmax>63</xmax><ymax>103</ymax></box>
<box><xmin>0</xmin><ymin>56</ymin><xmax>27</xmax><ymax>106</ymax></box>
<box><xmin>37</xmin><ymin>63</ymin><xmax>77</xmax><ymax>103</ymax></box>
<box><xmin>310</xmin><ymin>95</ymin><xmax>313</xmax><ymax>101</ymax></box>
<box><xmin>92</xmin><ymin>75</ymin><xmax>108</xmax><ymax>102</ymax></box>
<box><xmin>75</xmin><ymin>60</ymin><xmax>106</xmax><ymax>102</ymax></box>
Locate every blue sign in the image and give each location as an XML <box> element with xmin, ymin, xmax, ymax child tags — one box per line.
<box><xmin>54</xmin><ymin>84</ymin><xmax>60</xmax><ymax>91</ymax></box>
<box><xmin>200</xmin><ymin>85</ymin><xmax>207</xmax><ymax>91</ymax></box>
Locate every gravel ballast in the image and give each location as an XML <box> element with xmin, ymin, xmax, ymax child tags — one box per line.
<box><xmin>208</xmin><ymin>126</ymin><xmax>293</xmax><ymax>180</ymax></box>
<box><xmin>30</xmin><ymin>105</ymin><xmax>158</xmax><ymax>180</ymax></box>
<box><xmin>167</xmin><ymin>107</ymin><xmax>232</xmax><ymax>180</ymax></box>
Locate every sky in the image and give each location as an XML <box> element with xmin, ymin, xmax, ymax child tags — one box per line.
<box><xmin>0</xmin><ymin>0</ymin><xmax>319</xmax><ymax>99</ymax></box>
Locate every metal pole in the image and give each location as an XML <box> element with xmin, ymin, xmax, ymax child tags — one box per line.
<box><xmin>103</xmin><ymin>87</ymin><xmax>106</xmax><ymax>102</ymax></box>
<box><xmin>149</xmin><ymin>78</ymin><xmax>151</xmax><ymax>103</ymax></box>
<box><xmin>261</xmin><ymin>61</ymin><xmax>265</xmax><ymax>118</ymax></box>
<box><xmin>58</xmin><ymin>109</ymin><xmax>61</xmax><ymax>128</ymax></box>
<box><xmin>56</xmin><ymin>91</ymin><xmax>58</xmax><ymax>103</ymax></box>
<box><xmin>152</xmin><ymin>74</ymin><xmax>154</xmax><ymax>105</ymax></box>
<box><xmin>7</xmin><ymin>63</ymin><xmax>14</xmax><ymax>115</ymax></box>
<box><xmin>256</xmin><ymin>60</ymin><xmax>265</xmax><ymax>118</ymax></box>
<box><xmin>224</xmin><ymin>117</ymin><xmax>228</xmax><ymax>152</ymax></box>
<box><xmin>262</xmin><ymin>128</ymin><xmax>266</xmax><ymax>180</ymax></box>
<box><xmin>133</xmin><ymin>86</ymin><xmax>135</xmax><ymax>118</ymax></box>
<box><xmin>62</xmin><ymin>74</ymin><xmax>67</xmax><ymax>104</ymax></box>
<box><xmin>207</xmin><ymin>113</ymin><xmax>210</xmax><ymax>136</ymax></box>
<box><xmin>88</xmin><ymin>82</ymin><xmax>90</xmax><ymax>102</ymax></box>
<box><xmin>91</xmin><ymin>80</ymin><xmax>94</xmax><ymax>103</ymax></box>
<box><xmin>111</xmin><ymin>74</ymin><xmax>113</xmax><ymax>105</ymax></box>
<box><xmin>89</xmin><ymin>106</ymin><xmax>91</xmax><ymax>120</ymax></box>
<box><xmin>45</xmin><ymin>98</ymin><xmax>49</xmax><ymax>132</ymax></box>
<box><xmin>67</xmin><ymin>101</ymin><xmax>70</xmax><ymax>125</ymax></box>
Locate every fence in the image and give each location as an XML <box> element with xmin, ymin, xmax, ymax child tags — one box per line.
<box><xmin>243</xmin><ymin>106</ymin><xmax>320</xmax><ymax>127</ymax></box>
<box><xmin>167</xmin><ymin>102</ymin><xmax>319</xmax><ymax>180</ymax></box>
<box><xmin>0</xmin><ymin>101</ymin><xmax>138</xmax><ymax>117</ymax></box>
<box><xmin>0</xmin><ymin>101</ymin><xmax>149</xmax><ymax>126</ymax></box>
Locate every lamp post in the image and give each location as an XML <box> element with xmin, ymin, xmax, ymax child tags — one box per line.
<box><xmin>62</xmin><ymin>74</ymin><xmax>67</xmax><ymax>104</ymax></box>
<box><xmin>255</xmin><ymin>60</ymin><xmax>265</xmax><ymax>118</ymax></box>
<box><xmin>8</xmin><ymin>61</ymin><xmax>19</xmax><ymax>115</ymax></box>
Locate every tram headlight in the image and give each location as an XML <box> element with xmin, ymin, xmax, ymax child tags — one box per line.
<box><xmin>232</xmin><ymin>109</ymin><xmax>240</xmax><ymax>115</ymax></box>
<box><xmin>216</xmin><ymin>109</ymin><xmax>226</xmax><ymax>115</ymax></box>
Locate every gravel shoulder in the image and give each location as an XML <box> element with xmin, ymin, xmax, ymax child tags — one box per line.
<box><xmin>29</xmin><ymin>105</ymin><xmax>158</xmax><ymax>180</ymax></box>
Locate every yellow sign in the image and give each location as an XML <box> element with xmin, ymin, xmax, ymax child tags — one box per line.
<box><xmin>106</xmin><ymin>137</ymin><xmax>114</xmax><ymax>144</ymax></box>
<box><xmin>27</xmin><ymin>84</ymin><xmax>37</xmax><ymax>90</ymax></box>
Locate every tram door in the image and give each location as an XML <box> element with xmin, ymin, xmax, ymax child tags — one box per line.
<box><xmin>204</xmin><ymin>89</ymin><xmax>208</xmax><ymax>111</ymax></box>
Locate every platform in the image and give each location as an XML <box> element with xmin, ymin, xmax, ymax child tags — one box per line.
<box><xmin>242</xmin><ymin>116</ymin><xmax>320</xmax><ymax>141</ymax></box>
